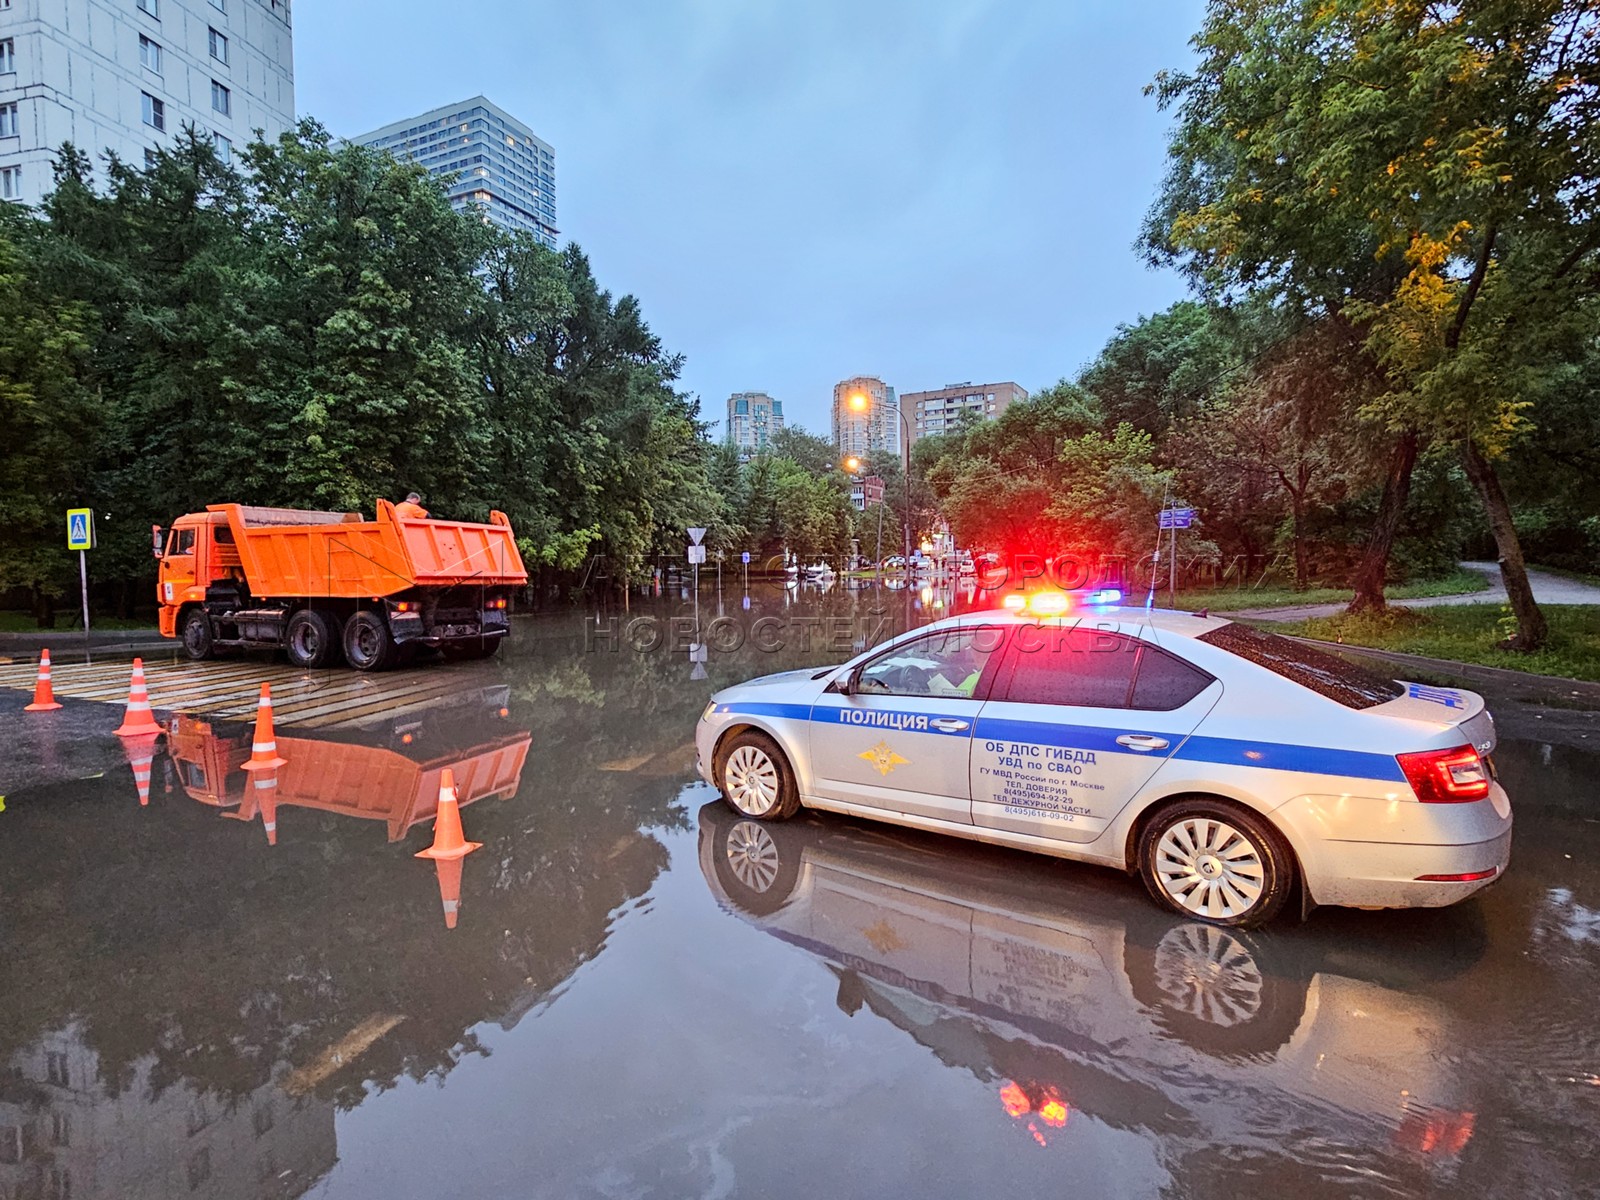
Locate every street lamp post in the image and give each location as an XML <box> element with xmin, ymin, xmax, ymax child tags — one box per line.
<box><xmin>849</xmin><ymin>392</ymin><xmax>912</xmax><ymax>574</ymax></box>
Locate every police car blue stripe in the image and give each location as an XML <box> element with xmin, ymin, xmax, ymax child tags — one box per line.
<box><xmin>719</xmin><ymin>704</ymin><xmax>1406</xmax><ymax>783</ymax></box>
<box><xmin>1173</xmin><ymin>734</ymin><xmax>1406</xmax><ymax>782</ymax></box>
<box><xmin>716</xmin><ymin>701</ymin><xmax>814</xmax><ymax>721</ymax></box>
<box><xmin>976</xmin><ymin>716</ymin><xmax>1405</xmax><ymax>782</ymax></box>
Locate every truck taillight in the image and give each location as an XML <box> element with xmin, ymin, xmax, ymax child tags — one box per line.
<box><xmin>488</xmin><ymin>598</ymin><xmax>508</xmax><ymax>610</ymax></box>
<box><xmin>1395</xmin><ymin>745</ymin><xmax>1490</xmax><ymax>803</ymax></box>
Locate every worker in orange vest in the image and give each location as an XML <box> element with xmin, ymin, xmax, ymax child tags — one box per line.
<box><xmin>394</xmin><ymin>492</ymin><xmax>429</xmax><ymax>520</ymax></box>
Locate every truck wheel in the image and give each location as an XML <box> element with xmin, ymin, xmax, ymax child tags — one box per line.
<box><xmin>343</xmin><ymin>610</ymin><xmax>396</xmax><ymax>671</ymax></box>
<box><xmin>285</xmin><ymin>609</ymin><xmax>338</xmax><ymax>670</ymax></box>
<box><xmin>181</xmin><ymin>608</ymin><xmax>214</xmax><ymax>661</ymax></box>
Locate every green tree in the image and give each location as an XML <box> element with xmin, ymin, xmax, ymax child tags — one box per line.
<box><xmin>1147</xmin><ymin>0</ymin><xmax>1600</xmax><ymax>648</ymax></box>
<box><xmin>0</xmin><ymin>214</ymin><xmax>99</xmax><ymax>625</ymax></box>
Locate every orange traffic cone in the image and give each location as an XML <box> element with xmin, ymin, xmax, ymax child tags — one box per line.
<box><xmin>114</xmin><ymin>658</ymin><xmax>163</xmax><ymax>737</ymax></box>
<box><xmin>124</xmin><ymin>732</ymin><xmax>159</xmax><ymax>807</ymax></box>
<box><xmin>239</xmin><ymin>684</ymin><xmax>287</xmax><ymax>772</ymax></box>
<box><xmin>416</xmin><ymin>769</ymin><xmax>481</xmax><ymax>929</ymax></box>
<box><xmin>24</xmin><ymin>649</ymin><xmax>63</xmax><ymax>712</ymax></box>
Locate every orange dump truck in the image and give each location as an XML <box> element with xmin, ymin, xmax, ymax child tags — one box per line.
<box><xmin>155</xmin><ymin>501</ymin><xmax>528</xmax><ymax>670</ymax></box>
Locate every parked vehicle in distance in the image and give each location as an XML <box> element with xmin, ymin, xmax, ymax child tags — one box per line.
<box><xmin>155</xmin><ymin>501</ymin><xmax>528</xmax><ymax>670</ymax></box>
<box><xmin>694</xmin><ymin>605</ymin><xmax>1513</xmax><ymax>927</ymax></box>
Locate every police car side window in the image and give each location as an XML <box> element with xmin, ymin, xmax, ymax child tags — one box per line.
<box><xmin>855</xmin><ymin>628</ymin><xmax>1002</xmax><ymax>698</ymax></box>
<box><xmin>999</xmin><ymin>627</ymin><xmax>1138</xmax><ymax>708</ymax></box>
<box><xmin>1128</xmin><ymin>644</ymin><xmax>1214</xmax><ymax>710</ymax></box>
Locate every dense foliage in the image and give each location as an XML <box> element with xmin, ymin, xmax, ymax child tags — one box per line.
<box><xmin>0</xmin><ymin>123</ymin><xmax>716</xmax><ymax>619</ymax></box>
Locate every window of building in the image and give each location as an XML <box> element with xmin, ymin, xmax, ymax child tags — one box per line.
<box><xmin>208</xmin><ymin>27</ymin><xmax>228</xmax><ymax>64</ymax></box>
<box><xmin>144</xmin><ymin>148</ymin><xmax>159</xmax><ymax>168</ymax></box>
<box><xmin>0</xmin><ymin>1124</ymin><xmax>22</xmax><ymax>1164</ymax></box>
<box><xmin>140</xmin><ymin>34</ymin><xmax>163</xmax><ymax>74</ymax></box>
<box><xmin>46</xmin><ymin>1050</ymin><xmax>69</xmax><ymax>1087</ymax></box>
<box><xmin>213</xmin><ymin>132</ymin><xmax>231</xmax><ymax>163</ymax></box>
<box><xmin>211</xmin><ymin>79</ymin><xmax>230</xmax><ymax>115</ymax></box>
<box><xmin>50</xmin><ymin>1110</ymin><xmax>70</xmax><ymax>1147</ymax></box>
<box><xmin>0</xmin><ymin>38</ymin><xmax>13</xmax><ymax>74</ymax></box>
<box><xmin>137</xmin><ymin>0</ymin><xmax>159</xmax><ymax>15</ymax></box>
<box><xmin>0</xmin><ymin>102</ymin><xmax>17</xmax><ymax>138</ymax></box>
<box><xmin>209</xmin><ymin>0</ymin><xmax>226</xmax><ymax>10</ymax></box>
<box><xmin>142</xmin><ymin>92</ymin><xmax>165</xmax><ymax>131</ymax></box>
<box><xmin>0</xmin><ymin>1</ymin><xmax>11</xmax><ymax>11</ymax></box>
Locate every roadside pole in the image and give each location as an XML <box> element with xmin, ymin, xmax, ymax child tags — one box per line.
<box><xmin>1157</xmin><ymin>507</ymin><xmax>1195</xmax><ymax>608</ymax></box>
<box><xmin>67</xmin><ymin>507</ymin><xmax>95</xmax><ymax>662</ymax></box>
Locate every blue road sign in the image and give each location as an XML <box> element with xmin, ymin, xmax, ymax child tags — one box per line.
<box><xmin>66</xmin><ymin>508</ymin><xmax>95</xmax><ymax>550</ymax></box>
<box><xmin>741</xmin><ymin>551</ymin><xmax>751</xmax><ymax>565</ymax></box>
<box><xmin>1159</xmin><ymin>508</ymin><xmax>1196</xmax><ymax>530</ymax></box>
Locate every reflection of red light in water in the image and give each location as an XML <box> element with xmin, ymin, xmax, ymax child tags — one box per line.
<box><xmin>1395</xmin><ymin>1110</ymin><xmax>1476</xmax><ymax>1156</ymax></box>
<box><xmin>999</xmin><ymin>1082</ymin><xmax>1030</xmax><ymax>1118</ymax></box>
<box><xmin>999</xmin><ymin>1081</ymin><xmax>1070</xmax><ymax>1146</ymax></box>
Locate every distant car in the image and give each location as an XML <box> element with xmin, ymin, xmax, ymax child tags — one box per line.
<box><xmin>694</xmin><ymin>608</ymin><xmax>1512</xmax><ymax>927</ymax></box>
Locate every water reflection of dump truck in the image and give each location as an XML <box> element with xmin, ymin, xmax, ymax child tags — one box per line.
<box><xmin>698</xmin><ymin>803</ymin><xmax>1482</xmax><ymax>1182</ymax></box>
<box><xmin>154</xmin><ymin>501</ymin><xmax>528</xmax><ymax>669</ymax></box>
<box><xmin>165</xmin><ymin>696</ymin><xmax>531</xmax><ymax>844</ymax></box>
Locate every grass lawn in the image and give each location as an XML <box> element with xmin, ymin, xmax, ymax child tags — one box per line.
<box><xmin>1272</xmin><ymin>604</ymin><xmax>1600</xmax><ymax>682</ymax></box>
<box><xmin>1165</xmin><ymin>567</ymin><xmax>1491</xmax><ymax>612</ymax></box>
<box><xmin>0</xmin><ymin>611</ymin><xmax>157</xmax><ymax>632</ymax></box>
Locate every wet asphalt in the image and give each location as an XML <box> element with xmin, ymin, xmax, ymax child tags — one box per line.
<box><xmin>2</xmin><ymin>582</ymin><xmax>1599</xmax><ymax>1199</ymax></box>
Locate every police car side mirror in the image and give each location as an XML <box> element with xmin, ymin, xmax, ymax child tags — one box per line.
<box><xmin>827</xmin><ymin>668</ymin><xmax>855</xmax><ymax>696</ymax></box>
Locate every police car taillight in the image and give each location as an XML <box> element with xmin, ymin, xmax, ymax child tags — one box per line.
<box><xmin>1395</xmin><ymin>745</ymin><xmax>1491</xmax><ymax>803</ymax></box>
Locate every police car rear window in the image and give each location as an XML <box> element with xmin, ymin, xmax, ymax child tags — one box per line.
<box><xmin>1198</xmin><ymin>623</ymin><xmax>1403</xmax><ymax>710</ymax></box>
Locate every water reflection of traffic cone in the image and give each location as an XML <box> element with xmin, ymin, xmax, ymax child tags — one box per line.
<box><xmin>239</xmin><ymin>684</ymin><xmax>287</xmax><ymax>772</ymax></box>
<box><xmin>430</xmin><ymin>857</ymin><xmax>467</xmax><ymax>929</ymax></box>
<box><xmin>415</xmin><ymin>769</ymin><xmax>481</xmax><ymax>929</ymax></box>
<box><xmin>124</xmin><ymin>732</ymin><xmax>159</xmax><ymax>807</ymax></box>
<box><xmin>114</xmin><ymin>658</ymin><xmax>163</xmax><ymax>737</ymax></box>
<box><xmin>24</xmin><ymin>649</ymin><xmax>63</xmax><ymax>712</ymax></box>
<box><xmin>255</xmin><ymin>770</ymin><xmax>279</xmax><ymax>845</ymax></box>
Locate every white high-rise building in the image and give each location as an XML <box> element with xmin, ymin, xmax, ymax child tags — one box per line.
<box><xmin>725</xmin><ymin>391</ymin><xmax>784</xmax><ymax>456</ymax></box>
<box><xmin>0</xmin><ymin>0</ymin><xmax>296</xmax><ymax>207</ymax></box>
<box><xmin>831</xmin><ymin>375</ymin><xmax>900</xmax><ymax>460</ymax></box>
<box><xmin>354</xmin><ymin>96</ymin><xmax>557</xmax><ymax>247</ymax></box>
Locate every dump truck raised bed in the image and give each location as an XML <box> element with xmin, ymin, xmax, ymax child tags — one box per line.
<box><xmin>155</xmin><ymin>500</ymin><xmax>528</xmax><ymax>670</ymax></box>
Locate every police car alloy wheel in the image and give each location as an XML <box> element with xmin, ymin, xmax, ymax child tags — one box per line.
<box><xmin>717</xmin><ymin>730</ymin><xmax>800</xmax><ymax>821</ymax></box>
<box><xmin>1139</xmin><ymin>800</ymin><xmax>1291</xmax><ymax>928</ymax></box>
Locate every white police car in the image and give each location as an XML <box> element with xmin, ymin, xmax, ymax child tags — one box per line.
<box><xmin>695</xmin><ymin>605</ymin><xmax>1513</xmax><ymax>927</ymax></box>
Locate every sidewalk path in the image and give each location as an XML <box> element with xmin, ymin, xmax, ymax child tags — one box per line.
<box><xmin>1230</xmin><ymin>562</ymin><xmax>1600</xmax><ymax>623</ymax></box>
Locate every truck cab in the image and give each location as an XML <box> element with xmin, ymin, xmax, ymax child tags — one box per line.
<box><xmin>157</xmin><ymin>513</ymin><xmax>244</xmax><ymax>641</ymax></box>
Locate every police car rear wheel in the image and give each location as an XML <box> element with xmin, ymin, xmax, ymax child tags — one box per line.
<box><xmin>1140</xmin><ymin>800</ymin><xmax>1291</xmax><ymax>928</ymax></box>
<box><xmin>717</xmin><ymin>731</ymin><xmax>800</xmax><ymax>821</ymax></box>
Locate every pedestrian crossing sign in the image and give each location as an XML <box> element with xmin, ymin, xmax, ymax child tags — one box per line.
<box><xmin>67</xmin><ymin>508</ymin><xmax>95</xmax><ymax>551</ymax></box>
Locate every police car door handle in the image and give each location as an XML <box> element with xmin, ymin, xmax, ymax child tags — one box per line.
<box><xmin>930</xmin><ymin>717</ymin><xmax>970</xmax><ymax>733</ymax></box>
<box><xmin>1116</xmin><ymin>734</ymin><xmax>1169</xmax><ymax>752</ymax></box>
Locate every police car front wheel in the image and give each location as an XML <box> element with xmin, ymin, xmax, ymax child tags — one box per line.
<box><xmin>716</xmin><ymin>730</ymin><xmax>800</xmax><ymax>821</ymax></box>
<box><xmin>1139</xmin><ymin>799</ymin><xmax>1293</xmax><ymax>928</ymax></box>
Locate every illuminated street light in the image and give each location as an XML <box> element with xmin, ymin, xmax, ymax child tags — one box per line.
<box><xmin>843</xmin><ymin>388</ymin><xmax>912</xmax><ymax>572</ymax></box>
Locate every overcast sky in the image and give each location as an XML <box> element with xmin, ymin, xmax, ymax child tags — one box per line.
<box><xmin>296</xmin><ymin>1</ymin><xmax>1206</xmax><ymax>435</ymax></box>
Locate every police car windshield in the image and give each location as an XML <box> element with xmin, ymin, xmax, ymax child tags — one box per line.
<box><xmin>1198</xmin><ymin>622</ymin><xmax>1404</xmax><ymax>710</ymax></box>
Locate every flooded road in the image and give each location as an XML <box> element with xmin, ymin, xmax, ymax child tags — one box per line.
<box><xmin>3</xmin><ymin>582</ymin><xmax>1600</xmax><ymax>1198</ymax></box>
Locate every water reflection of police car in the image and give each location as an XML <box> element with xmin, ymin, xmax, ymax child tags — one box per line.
<box><xmin>693</xmin><ymin>606</ymin><xmax>1513</xmax><ymax>927</ymax></box>
<box><xmin>697</xmin><ymin>803</ymin><xmax>1484</xmax><ymax>1181</ymax></box>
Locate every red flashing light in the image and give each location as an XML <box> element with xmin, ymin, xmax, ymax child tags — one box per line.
<box><xmin>999</xmin><ymin>1082</ymin><xmax>1030</xmax><ymax>1118</ymax></box>
<box><xmin>1395</xmin><ymin>745</ymin><xmax>1490</xmax><ymax>803</ymax></box>
<box><xmin>1415</xmin><ymin>867</ymin><xmax>1498</xmax><ymax>882</ymax></box>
